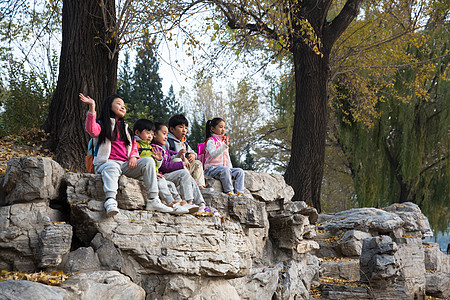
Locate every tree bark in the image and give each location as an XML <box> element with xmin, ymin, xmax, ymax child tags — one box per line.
<box><xmin>284</xmin><ymin>0</ymin><xmax>363</xmax><ymax>213</ymax></box>
<box><xmin>44</xmin><ymin>0</ymin><xmax>118</xmax><ymax>171</ymax></box>
<box><xmin>285</xmin><ymin>42</ymin><xmax>329</xmax><ymax>212</ymax></box>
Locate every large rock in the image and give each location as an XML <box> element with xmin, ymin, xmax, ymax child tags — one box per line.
<box><xmin>317</xmin><ymin>208</ymin><xmax>405</xmax><ymax>235</ymax></box>
<box><xmin>67</xmin><ymin>197</ymin><xmax>252</xmax><ymax>279</ymax></box>
<box><xmin>0</xmin><ymin>280</ymin><xmax>68</xmax><ymax>300</ymax></box>
<box><xmin>0</xmin><ymin>202</ymin><xmax>65</xmax><ymax>272</ymax></box>
<box><xmin>423</xmin><ymin>241</ymin><xmax>450</xmax><ymax>273</ymax></box>
<box><xmin>0</xmin><ymin>271</ymin><xmax>145</xmax><ymax>300</ymax></box>
<box><xmin>383</xmin><ymin>202</ymin><xmax>433</xmax><ymax>238</ymax></box>
<box><xmin>37</xmin><ymin>224</ymin><xmax>73</xmax><ymax>270</ymax></box>
<box><xmin>320</xmin><ymin>259</ymin><xmax>360</xmax><ymax>281</ymax></box>
<box><xmin>243</xmin><ymin>171</ymin><xmax>294</xmax><ymax>202</ymax></box>
<box><xmin>338</xmin><ymin>230</ymin><xmax>373</xmax><ymax>257</ymax></box>
<box><xmin>60</xmin><ymin>271</ymin><xmax>145</xmax><ymax>300</ymax></box>
<box><xmin>426</xmin><ymin>272</ymin><xmax>450</xmax><ymax>299</ymax></box>
<box><xmin>1</xmin><ymin>157</ymin><xmax>65</xmax><ymax>205</ymax></box>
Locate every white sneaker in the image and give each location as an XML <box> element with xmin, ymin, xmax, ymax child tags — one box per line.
<box><xmin>170</xmin><ymin>202</ymin><xmax>189</xmax><ymax>215</ymax></box>
<box><xmin>104</xmin><ymin>199</ymin><xmax>119</xmax><ymax>217</ymax></box>
<box><xmin>196</xmin><ymin>205</ymin><xmax>206</xmax><ymax>213</ymax></box>
<box><xmin>146</xmin><ymin>198</ymin><xmax>173</xmax><ymax>213</ymax></box>
<box><xmin>183</xmin><ymin>203</ymin><xmax>200</xmax><ymax>214</ymax></box>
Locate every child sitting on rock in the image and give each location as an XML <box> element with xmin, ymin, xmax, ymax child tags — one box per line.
<box><xmin>164</xmin><ymin>114</ymin><xmax>212</xmax><ymax>191</ymax></box>
<box><xmin>133</xmin><ymin>119</ymin><xmax>189</xmax><ymax>215</ymax></box>
<box><xmin>204</xmin><ymin>117</ymin><xmax>244</xmax><ymax>196</ymax></box>
<box><xmin>79</xmin><ymin>93</ymin><xmax>173</xmax><ymax>216</ymax></box>
<box><xmin>152</xmin><ymin>122</ymin><xmax>207</xmax><ymax>213</ymax></box>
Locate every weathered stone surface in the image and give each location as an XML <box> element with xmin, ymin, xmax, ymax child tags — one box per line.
<box><xmin>338</xmin><ymin>230</ymin><xmax>373</xmax><ymax>257</ymax></box>
<box><xmin>228</xmin><ymin>195</ymin><xmax>267</xmax><ymax>228</ymax></box>
<box><xmin>423</xmin><ymin>241</ymin><xmax>450</xmax><ymax>273</ymax></box>
<box><xmin>383</xmin><ymin>202</ymin><xmax>433</xmax><ymax>238</ymax></box>
<box><xmin>62</xmin><ymin>247</ymin><xmax>101</xmax><ymax>273</ymax></box>
<box><xmin>269</xmin><ymin>213</ymin><xmax>312</xmax><ymax>250</ymax></box>
<box><xmin>201</xmin><ymin>190</ymin><xmax>230</xmax><ymax>217</ymax></box>
<box><xmin>273</xmin><ymin>255</ymin><xmax>320</xmax><ymax>300</ymax></box>
<box><xmin>320</xmin><ymin>260</ymin><xmax>360</xmax><ymax>281</ymax></box>
<box><xmin>38</xmin><ymin>224</ymin><xmax>73</xmax><ymax>270</ymax></box>
<box><xmin>320</xmin><ymin>283</ymin><xmax>412</xmax><ymax>300</ymax></box>
<box><xmin>0</xmin><ymin>202</ymin><xmax>64</xmax><ymax>272</ymax></box>
<box><xmin>317</xmin><ymin>208</ymin><xmax>404</xmax><ymax>235</ymax></box>
<box><xmin>244</xmin><ymin>171</ymin><xmax>294</xmax><ymax>202</ymax></box>
<box><xmin>360</xmin><ymin>236</ymin><xmax>399</xmax><ymax>286</ymax></box>
<box><xmin>230</xmin><ymin>266</ymin><xmax>280</xmax><ymax>299</ymax></box>
<box><xmin>426</xmin><ymin>272</ymin><xmax>450</xmax><ymax>299</ymax></box>
<box><xmin>0</xmin><ymin>280</ymin><xmax>68</xmax><ymax>300</ymax></box>
<box><xmin>69</xmin><ymin>200</ymin><xmax>252</xmax><ymax>278</ymax></box>
<box><xmin>91</xmin><ymin>233</ymin><xmax>122</xmax><ymax>271</ymax></box>
<box><xmin>65</xmin><ymin>172</ymin><xmax>146</xmax><ymax>210</ymax></box>
<box><xmin>60</xmin><ymin>271</ymin><xmax>145</xmax><ymax>300</ymax></box>
<box><xmin>394</xmin><ymin>237</ymin><xmax>426</xmax><ymax>299</ymax></box>
<box><xmin>2</xmin><ymin>157</ymin><xmax>65</xmax><ymax>205</ymax></box>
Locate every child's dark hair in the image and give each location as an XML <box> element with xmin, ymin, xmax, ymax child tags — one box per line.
<box><xmin>133</xmin><ymin>119</ymin><xmax>155</xmax><ymax>134</ymax></box>
<box><xmin>98</xmin><ymin>94</ymin><xmax>132</xmax><ymax>146</ymax></box>
<box><xmin>168</xmin><ymin>114</ymin><xmax>189</xmax><ymax>130</ymax></box>
<box><xmin>154</xmin><ymin>122</ymin><xmax>167</xmax><ymax>132</ymax></box>
<box><xmin>205</xmin><ymin>118</ymin><xmax>225</xmax><ymax>140</ymax></box>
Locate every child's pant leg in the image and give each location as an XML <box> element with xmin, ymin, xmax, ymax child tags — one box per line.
<box><xmin>189</xmin><ymin>160</ymin><xmax>206</xmax><ymax>186</ymax></box>
<box><xmin>167</xmin><ymin>180</ymin><xmax>182</xmax><ymax>202</ymax></box>
<box><xmin>190</xmin><ymin>177</ymin><xmax>206</xmax><ymax>206</ymax></box>
<box><xmin>157</xmin><ymin>177</ymin><xmax>176</xmax><ymax>204</ymax></box>
<box><xmin>96</xmin><ymin>160</ymin><xmax>123</xmax><ymax>200</ymax></box>
<box><xmin>122</xmin><ymin>157</ymin><xmax>159</xmax><ymax>200</ymax></box>
<box><xmin>205</xmin><ymin>166</ymin><xmax>233</xmax><ymax>193</ymax></box>
<box><xmin>164</xmin><ymin>169</ymin><xmax>194</xmax><ymax>202</ymax></box>
<box><xmin>231</xmin><ymin>168</ymin><xmax>245</xmax><ymax>193</ymax></box>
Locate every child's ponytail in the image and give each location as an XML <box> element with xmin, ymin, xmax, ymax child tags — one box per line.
<box><xmin>205</xmin><ymin>119</ymin><xmax>212</xmax><ymax>140</ymax></box>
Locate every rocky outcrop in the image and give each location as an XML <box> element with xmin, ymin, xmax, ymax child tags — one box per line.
<box><xmin>0</xmin><ymin>157</ymin><xmax>318</xmax><ymax>299</ymax></box>
<box><xmin>314</xmin><ymin>202</ymin><xmax>449</xmax><ymax>299</ymax></box>
<box><xmin>1</xmin><ymin>157</ymin><xmax>448</xmax><ymax>299</ymax></box>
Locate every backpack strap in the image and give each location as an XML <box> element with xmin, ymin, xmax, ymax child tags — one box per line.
<box><xmin>167</xmin><ymin>138</ymin><xmax>176</xmax><ymax>151</ymax></box>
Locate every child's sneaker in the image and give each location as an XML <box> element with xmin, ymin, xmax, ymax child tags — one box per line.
<box><xmin>146</xmin><ymin>198</ymin><xmax>173</xmax><ymax>213</ymax></box>
<box><xmin>183</xmin><ymin>202</ymin><xmax>200</xmax><ymax>214</ymax></box>
<box><xmin>236</xmin><ymin>192</ymin><xmax>243</xmax><ymax>196</ymax></box>
<box><xmin>199</xmin><ymin>185</ymin><xmax>214</xmax><ymax>192</ymax></box>
<box><xmin>170</xmin><ymin>202</ymin><xmax>189</xmax><ymax>215</ymax></box>
<box><xmin>225</xmin><ymin>192</ymin><xmax>233</xmax><ymax>196</ymax></box>
<box><xmin>104</xmin><ymin>198</ymin><xmax>119</xmax><ymax>217</ymax></box>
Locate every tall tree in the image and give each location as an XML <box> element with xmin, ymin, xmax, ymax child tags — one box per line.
<box><xmin>44</xmin><ymin>0</ymin><xmax>118</xmax><ymax>170</ymax></box>
<box><xmin>173</xmin><ymin>0</ymin><xmax>365</xmax><ymax>211</ymax></box>
<box><xmin>133</xmin><ymin>37</ymin><xmax>166</xmax><ymax>122</ymax></box>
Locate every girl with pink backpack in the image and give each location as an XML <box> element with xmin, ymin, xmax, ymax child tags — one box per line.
<box><xmin>202</xmin><ymin>118</ymin><xmax>244</xmax><ymax>196</ymax></box>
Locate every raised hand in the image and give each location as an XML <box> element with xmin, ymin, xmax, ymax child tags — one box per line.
<box><xmin>152</xmin><ymin>147</ymin><xmax>163</xmax><ymax>161</ymax></box>
<box><xmin>79</xmin><ymin>93</ymin><xmax>96</xmax><ymax>114</ymax></box>
<box><xmin>224</xmin><ymin>135</ymin><xmax>230</xmax><ymax>146</ymax></box>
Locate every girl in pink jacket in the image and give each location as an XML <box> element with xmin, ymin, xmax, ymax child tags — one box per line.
<box><xmin>80</xmin><ymin>93</ymin><xmax>172</xmax><ymax>216</ymax></box>
<box><xmin>204</xmin><ymin>118</ymin><xmax>244</xmax><ymax>196</ymax></box>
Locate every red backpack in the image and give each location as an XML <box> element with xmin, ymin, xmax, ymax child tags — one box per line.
<box><xmin>197</xmin><ymin>136</ymin><xmax>219</xmax><ymax>165</ymax></box>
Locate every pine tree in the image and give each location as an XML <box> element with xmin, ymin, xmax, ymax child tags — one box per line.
<box><xmin>132</xmin><ymin>37</ymin><xmax>165</xmax><ymax>122</ymax></box>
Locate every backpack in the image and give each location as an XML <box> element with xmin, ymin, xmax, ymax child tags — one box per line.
<box><xmin>197</xmin><ymin>136</ymin><xmax>219</xmax><ymax>165</ymax></box>
<box><xmin>85</xmin><ymin>138</ymin><xmax>100</xmax><ymax>173</ymax></box>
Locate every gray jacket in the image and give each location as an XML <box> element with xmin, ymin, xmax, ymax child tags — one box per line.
<box><xmin>164</xmin><ymin>132</ymin><xmax>197</xmax><ymax>158</ymax></box>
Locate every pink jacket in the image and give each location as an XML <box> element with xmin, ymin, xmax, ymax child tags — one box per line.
<box><xmin>204</xmin><ymin>134</ymin><xmax>232</xmax><ymax>170</ymax></box>
<box><xmin>85</xmin><ymin>112</ymin><xmax>139</xmax><ymax>165</ymax></box>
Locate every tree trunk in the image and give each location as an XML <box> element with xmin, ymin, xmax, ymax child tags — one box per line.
<box><xmin>284</xmin><ymin>42</ymin><xmax>329</xmax><ymax>213</ymax></box>
<box><xmin>44</xmin><ymin>0</ymin><xmax>118</xmax><ymax>171</ymax></box>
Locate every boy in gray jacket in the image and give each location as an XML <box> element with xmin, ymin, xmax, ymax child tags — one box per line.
<box><xmin>164</xmin><ymin>114</ymin><xmax>210</xmax><ymax>190</ymax></box>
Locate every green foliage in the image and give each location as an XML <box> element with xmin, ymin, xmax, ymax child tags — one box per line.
<box><xmin>334</xmin><ymin>12</ymin><xmax>450</xmax><ymax>231</ymax></box>
<box><xmin>118</xmin><ymin>42</ymin><xmax>183</xmax><ymax>126</ymax></box>
<box><xmin>0</xmin><ymin>60</ymin><xmax>54</xmax><ymax>136</ymax></box>
<box><xmin>188</xmin><ymin>117</ymin><xmax>205</xmax><ymax>154</ymax></box>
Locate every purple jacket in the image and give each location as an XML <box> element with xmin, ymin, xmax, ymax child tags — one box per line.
<box><xmin>151</xmin><ymin>143</ymin><xmax>184</xmax><ymax>173</ymax></box>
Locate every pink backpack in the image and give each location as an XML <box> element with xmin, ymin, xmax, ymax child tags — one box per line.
<box><xmin>197</xmin><ymin>136</ymin><xmax>219</xmax><ymax>165</ymax></box>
